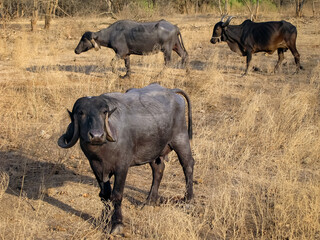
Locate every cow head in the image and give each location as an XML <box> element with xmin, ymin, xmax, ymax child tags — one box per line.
<box><xmin>58</xmin><ymin>96</ymin><xmax>117</xmax><ymax>148</ymax></box>
<box><xmin>210</xmin><ymin>16</ymin><xmax>234</xmax><ymax>44</ymax></box>
<box><xmin>74</xmin><ymin>32</ymin><xmax>100</xmax><ymax>54</ymax></box>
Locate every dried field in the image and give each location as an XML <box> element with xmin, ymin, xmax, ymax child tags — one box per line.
<box><xmin>0</xmin><ymin>12</ymin><xmax>319</xmax><ymax>239</ymax></box>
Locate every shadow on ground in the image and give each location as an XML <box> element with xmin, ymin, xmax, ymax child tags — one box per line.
<box><xmin>0</xmin><ymin>151</ymin><xmax>148</xmax><ymax>223</ymax></box>
<box><xmin>26</xmin><ymin>61</ymin><xmax>206</xmax><ymax>76</ymax></box>
<box><xmin>1</xmin><ymin>151</ymin><xmax>95</xmax><ymax>222</ymax></box>
<box><xmin>26</xmin><ymin>64</ymin><xmax>119</xmax><ymax>75</ymax></box>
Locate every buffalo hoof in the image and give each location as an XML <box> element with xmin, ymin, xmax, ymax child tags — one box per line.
<box><xmin>241</xmin><ymin>72</ymin><xmax>248</xmax><ymax>78</ymax></box>
<box><xmin>252</xmin><ymin>66</ymin><xmax>261</xmax><ymax>72</ymax></box>
<box><xmin>143</xmin><ymin>196</ymin><xmax>163</xmax><ymax>208</ymax></box>
<box><xmin>119</xmin><ymin>74</ymin><xmax>130</xmax><ymax>79</ymax></box>
<box><xmin>110</xmin><ymin>223</ymin><xmax>124</xmax><ymax>235</ymax></box>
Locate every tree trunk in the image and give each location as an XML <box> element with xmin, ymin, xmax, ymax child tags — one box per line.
<box><xmin>224</xmin><ymin>0</ymin><xmax>229</xmax><ymax>14</ymax></box>
<box><xmin>31</xmin><ymin>0</ymin><xmax>38</xmax><ymax>31</ymax></box>
<box><xmin>218</xmin><ymin>0</ymin><xmax>223</xmax><ymax>15</ymax></box>
<box><xmin>296</xmin><ymin>0</ymin><xmax>307</xmax><ymax>17</ymax></box>
<box><xmin>254</xmin><ymin>0</ymin><xmax>260</xmax><ymax>20</ymax></box>
<box><xmin>244</xmin><ymin>0</ymin><xmax>254</xmax><ymax>20</ymax></box>
<box><xmin>195</xmin><ymin>0</ymin><xmax>198</xmax><ymax>13</ymax></box>
<box><xmin>184</xmin><ymin>0</ymin><xmax>189</xmax><ymax>14</ymax></box>
<box><xmin>44</xmin><ymin>0</ymin><xmax>58</xmax><ymax>30</ymax></box>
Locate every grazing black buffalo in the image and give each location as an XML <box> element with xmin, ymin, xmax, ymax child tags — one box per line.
<box><xmin>210</xmin><ymin>16</ymin><xmax>301</xmax><ymax>75</ymax></box>
<box><xmin>58</xmin><ymin>83</ymin><xmax>194</xmax><ymax>234</ymax></box>
<box><xmin>75</xmin><ymin>19</ymin><xmax>188</xmax><ymax>77</ymax></box>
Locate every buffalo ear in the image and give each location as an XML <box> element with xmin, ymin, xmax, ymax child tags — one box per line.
<box><xmin>68</xmin><ymin>109</ymin><xmax>73</xmax><ymax>120</ymax></box>
<box><xmin>105</xmin><ymin>108</ymin><xmax>117</xmax><ymax>142</ymax></box>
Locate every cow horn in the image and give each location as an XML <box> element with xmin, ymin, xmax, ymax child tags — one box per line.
<box><xmin>105</xmin><ymin>110</ymin><xmax>116</xmax><ymax>142</ymax></box>
<box><xmin>220</xmin><ymin>15</ymin><xmax>227</xmax><ymax>22</ymax></box>
<box><xmin>222</xmin><ymin>16</ymin><xmax>234</xmax><ymax>27</ymax></box>
<box><xmin>58</xmin><ymin>110</ymin><xmax>79</xmax><ymax>148</ymax></box>
<box><xmin>90</xmin><ymin>39</ymin><xmax>100</xmax><ymax>51</ymax></box>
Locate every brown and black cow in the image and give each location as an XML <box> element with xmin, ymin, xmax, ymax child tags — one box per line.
<box><xmin>210</xmin><ymin>16</ymin><xmax>301</xmax><ymax>75</ymax></box>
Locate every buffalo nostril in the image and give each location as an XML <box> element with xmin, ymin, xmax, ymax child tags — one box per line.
<box><xmin>89</xmin><ymin>131</ymin><xmax>104</xmax><ymax>141</ymax></box>
<box><xmin>89</xmin><ymin>132</ymin><xmax>94</xmax><ymax>139</ymax></box>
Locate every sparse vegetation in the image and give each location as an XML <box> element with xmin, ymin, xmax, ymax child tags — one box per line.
<box><xmin>0</xmin><ymin>5</ymin><xmax>319</xmax><ymax>240</ymax></box>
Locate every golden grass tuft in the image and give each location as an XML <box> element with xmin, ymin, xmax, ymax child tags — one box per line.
<box><xmin>0</xmin><ymin>172</ymin><xmax>9</xmax><ymax>200</ymax></box>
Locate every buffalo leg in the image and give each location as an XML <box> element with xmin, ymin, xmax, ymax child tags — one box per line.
<box><xmin>110</xmin><ymin>169</ymin><xmax>128</xmax><ymax>235</ymax></box>
<box><xmin>99</xmin><ymin>180</ymin><xmax>112</xmax><ymax>224</ymax></box>
<box><xmin>171</xmin><ymin>134</ymin><xmax>194</xmax><ymax>201</ymax></box>
<box><xmin>146</xmin><ymin>158</ymin><xmax>165</xmax><ymax>204</ymax></box>
<box><xmin>99</xmin><ymin>180</ymin><xmax>112</xmax><ymax>201</ymax></box>
<box><xmin>122</xmin><ymin>56</ymin><xmax>131</xmax><ymax>78</ymax></box>
<box><xmin>274</xmin><ymin>48</ymin><xmax>285</xmax><ymax>72</ymax></box>
<box><xmin>164</xmin><ymin>50</ymin><xmax>172</xmax><ymax>65</ymax></box>
<box><xmin>162</xmin><ymin>44</ymin><xmax>173</xmax><ymax>66</ymax></box>
<box><xmin>173</xmin><ymin>41</ymin><xmax>188</xmax><ymax>67</ymax></box>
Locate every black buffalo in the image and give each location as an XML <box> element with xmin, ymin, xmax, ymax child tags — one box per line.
<box><xmin>58</xmin><ymin>83</ymin><xmax>194</xmax><ymax>234</ymax></box>
<box><xmin>210</xmin><ymin>16</ymin><xmax>301</xmax><ymax>75</ymax></box>
<box><xmin>75</xmin><ymin>19</ymin><xmax>188</xmax><ymax>77</ymax></box>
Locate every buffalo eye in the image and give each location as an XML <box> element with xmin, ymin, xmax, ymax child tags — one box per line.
<box><xmin>102</xmin><ymin>109</ymin><xmax>108</xmax><ymax>115</ymax></box>
<box><xmin>78</xmin><ymin>110</ymin><xmax>85</xmax><ymax>116</ymax></box>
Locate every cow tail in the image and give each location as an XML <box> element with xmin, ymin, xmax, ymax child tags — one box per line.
<box><xmin>172</xmin><ymin>88</ymin><xmax>192</xmax><ymax>140</ymax></box>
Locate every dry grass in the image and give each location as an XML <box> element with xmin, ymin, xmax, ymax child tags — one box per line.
<box><xmin>0</xmin><ymin>12</ymin><xmax>319</xmax><ymax>240</ymax></box>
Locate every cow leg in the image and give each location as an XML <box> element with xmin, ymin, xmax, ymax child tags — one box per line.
<box><xmin>244</xmin><ymin>51</ymin><xmax>252</xmax><ymax>75</ymax></box>
<box><xmin>146</xmin><ymin>158</ymin><xmax>165</xmax><ymax>205</ymax></box>
<box><xmin>288</xmin><ymin>45</ymin><xmax>301</xmax><ymax>74</ymax></box>
<box><xmin>110</xmin><ymin>169</ymin><xmax>128</xmax><ymax>235</ymax></box>
<box><xmin>171</xmin><ymin>134</ymin><xmax>194</xmax><ymax>201</ymax></box>
<box><xmin>274</xmin><ymin>48</ymin><xmax>285</xmax><ymax>73</ymax></box>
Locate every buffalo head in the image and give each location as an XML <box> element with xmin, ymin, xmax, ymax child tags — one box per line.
<box><xmin>74</xmin><ymin>32</ymin><xmax>100</xmax><ymax>54</ymax></box>
<box><xmin>58</xmin><ymin>96</ymin><xmax>117</xmax><ymax>148</ymax></box>
<box><xmin>210</xmin><ymin>16</ymin><xmax>234</xmax><ymax>44</ymax></box>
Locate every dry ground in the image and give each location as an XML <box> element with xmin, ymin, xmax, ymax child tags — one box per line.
<box><xmin>0</xmin><ymin>12</ymin><xmax>319</xmax><ymax>239</ymax></box>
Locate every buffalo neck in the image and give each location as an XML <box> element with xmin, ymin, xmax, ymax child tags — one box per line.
<box><xmin>94</xmin><ymin>28</ymin><xmax>112</xmax><ymax>47</ymax></box>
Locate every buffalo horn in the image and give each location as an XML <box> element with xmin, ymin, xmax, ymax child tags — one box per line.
<box><xmin>90</xmin><ymin>39</ymin><xmax>100</xmax><ymax>51</ymax></box>
<box><xmin>58</xmin><ymin>111</ymin><xmax>79</xmax><ymax>148</ymax></box>
<box><xmin>105</xmin><ymin>112</ymin><xmax>116</xmax><ymax>142</ymax></box>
